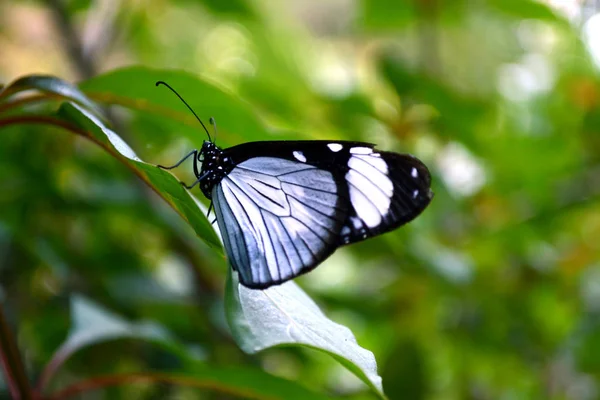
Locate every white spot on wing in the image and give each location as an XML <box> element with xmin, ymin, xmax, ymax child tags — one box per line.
<box><xmin>348</xmin><ymin>184</ymin><xmax>382</xmax><ymax>228</ymax></box>
<box><xmin>347</xmin><ymin>156</ymin><xmax>393</xmax><ymax>196</ymax></box>
<box><xmin>411</xmin><ymin>167</ymin><xmax>418</xmax><ymax>178</ymax></box>
<box><xmin>413</xmin><ymin>189</ymin><xmax>419</xmax><ymax>198</ymax></box>
<box><xmin>293</xmin><ymin>151</ymin><xmax>307</xmax><ymax>163</ymax></box>
<box><xmin>350</xmin><ymin>147</ymin><xmax>373</xmax><ymax>155</ymax></box>
<box><xmin>354</xmin><ymin>154</ymin><xmax>388</xmax><ymax>174</ymax></box>
<box><xmin>345</xmin><ymin>154</ymin><xmax>396</xmax><ymax>229</ymax></box>
<box><xmin>346</xmin><ymin>169</ymin><xmax>391</xmax><ymax>215</ymax></box>
<box><xmin>327</xmin><ymin>143</ymin><xmax>343</xmax><ymax>152</ymax></box>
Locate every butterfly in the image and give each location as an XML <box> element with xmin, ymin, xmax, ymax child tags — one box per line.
<box><xmin>156</xmin><ymin>81</ymin><xmax>433</xmax><ymax>289</ymax></box>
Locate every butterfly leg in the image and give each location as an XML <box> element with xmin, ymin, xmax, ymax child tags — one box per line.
<box><xmin>180</xmin><ymin>180</ymin><xmax>200</xmax><ymax>190</ymax></box>
<box><xmin>157</xmin><ymin>149</ymin><xmax>197</xmax><ymax>170</ymax></box>
<box><xmin>180</xmin><ymin>170</ymin><xmax>211</xmax><ymax>190</ymax></box>
<box><xmin>206</xmin><ymin>201</ymin><xmax>213</xmax><ymax>218</ymax></box>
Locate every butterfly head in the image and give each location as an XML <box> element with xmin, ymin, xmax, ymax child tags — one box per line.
<box><xmin>155</xmin><ymin>81</ymin><xmax>233</xmax><ymax>199</ymax></box>
<box><xmin>197</xmin><ymin>141</ymin><xmax>234</xmax><ymax>199</ymax></box>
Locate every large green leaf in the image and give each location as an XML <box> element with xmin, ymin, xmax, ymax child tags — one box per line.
<box><xmin>80</xmin><ymin>66</ymin><xmax>268</xmax><ymax>147</ymax></box>
<box><xmin>226</xmin><ymin>270</ymin><xmax>386</xmax><ymax>399</ymax></box>
<box><xmin>57</xmin><ymin>101</ymin><xmax>222</xmax><ymax>251</ymax></box>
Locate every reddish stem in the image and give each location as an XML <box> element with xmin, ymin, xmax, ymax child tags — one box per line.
<box><xmin>0</xmin><ymin>302</ymin><xmax>33</xmax><ymax>399</ymax></box>
<box><xmin>0</xmin><ymin>94</ymin><xmax>63</xmax><ymax>115</ymax></box>
<box><xmin>45</xmin><ymin>372</ymin><xmax>270</xmax><ymax>400</ymax></box>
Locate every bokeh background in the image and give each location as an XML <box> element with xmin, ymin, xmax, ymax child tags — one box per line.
<box><xmin>2</xmin><ymin>0</ymin><xmax>600</xmax><ymax>399</ymax></box>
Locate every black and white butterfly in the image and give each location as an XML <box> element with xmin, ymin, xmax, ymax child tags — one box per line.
<box><xmin>156</xmin><ymin>81</ymin><xmax>433</xmax><ymax>289</ymax></box>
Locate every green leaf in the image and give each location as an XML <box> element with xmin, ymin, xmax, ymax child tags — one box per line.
<box><xmin>60</xmin><ymin>294</ymin><xmax>180</xmax><ymax>359</ymax></box>
<box><xmin>196</xmin><ymin>0</ymin><xmax>256</xmax><ymax>17</ymax></box>
<box><xmin>487</xmin><ymin>0</ymin><xmax>560</xmax><ymax>21</ymax></box>
<box><xmin>379</xmin><ymin>54</ymin><xmax>488</xmax><ymax>143</ymax></box>
<box><xmin>360</xmin><ymin>0</ymin><xmax>416</xmax><ymax>31</ymax></box>
<box><xmin>80</xmin><ymin>66</ymin><xmax>267</xmax><ymax>147</ymax></box>
<box><xmin>182</xmin><ymin>365</ymin><xmax>336</xmax><ymax>400</ymax></box>
<box><xmin>57</xmin><ymin>101</ymin><xmax>222</xmax><ymax>251</ymax></box>
<box><xmin>381</xmin><ymin>339</ymin><xmax>428</xmax><ymax>399</ymax></box>
<box><xmin>38</xmin><ymin>294</ymin><xmax>183</xmax><ymax>393</ymax></box>
<box><xmin>225</xmin><ymin>270</ymin><xmax>386</xmax><ymax>398</ymax></box>
<box><xmin>0</xmin><ymin>75</ymin><xmax>104</xmax><ymax>119</ymax></box>
<box><xmin>42</xmin><ymin>296</ymin><xmax>334</xmax><ymax>400</ymax></box>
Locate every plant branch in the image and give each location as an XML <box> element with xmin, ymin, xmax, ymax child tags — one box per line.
<box><xmin>0</xmin><ymin>302</ymin><xmax>33</xmax><ymax>400</ymax></box>
<box><xmin>45</xmin><ymin>372</ymin><xmax>271</xmax><ymax>400</ymax></box>
<box><xmin>45</xmin><ymin>0</ymin><xmax>96</xmax><ymax>80</ymax></box>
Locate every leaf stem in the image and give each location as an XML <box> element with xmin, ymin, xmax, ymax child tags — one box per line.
<box><xmin>44</xmin><ymin>0</ymin><xmax>96</xmax><ymax>79</ymax></box>
<box><xmin>0</xmin><ymin>301</ymin><xmax>33</xmax><ymax>400</ymax></box>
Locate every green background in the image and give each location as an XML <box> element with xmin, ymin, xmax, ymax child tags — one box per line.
<box><xmin>1</xmin><ymin>0</ymin><xmax>600</xmax><ymax>399</ymax></box>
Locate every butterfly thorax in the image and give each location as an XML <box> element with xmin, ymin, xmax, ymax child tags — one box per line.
<box><xmin>198</xmin><ymin>141</ymin><xmax>235</xmax><ymax>199</ymax></box>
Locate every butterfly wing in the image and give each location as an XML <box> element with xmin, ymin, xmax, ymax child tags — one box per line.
<box><xmin>209</xmin><ymin>141</ymin><xmax>432</xmax><ymax>289</ymax></box>
<box><xmin>212</xmin><ymin>156</ymin><xmax>348</xmax><ymax>289</ymax></box>
<box><xmin>339</xmin><ymin>148</ymin><xmax>433</xmax><ymax>244</ymax></box>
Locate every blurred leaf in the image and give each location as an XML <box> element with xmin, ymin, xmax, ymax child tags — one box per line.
<box><xmin>80</xmin><ymin>66</ymin><xmax>267</xmax><ymax>147</ymax></box>
<box><xmin>225</xmin><ymin>270</ymin><xmax>385</xmax><ymax>398</ymax></box>
<box><xmin>48</xmin><ymin>369</ymin><xmax>336</xmax><ymax>400</ymax></box>
<box><xmin>487</xmin><ymin>0</ymin><xmax>560</xmax><ymax>21</ymax></box>
<box><xmin>42</xmin><ymin>296</ymin><xmax>334</xmax><ymax>400</ymax></box>
<box><xmin>66</xmin><ymin>0</ymin><xmax>93</xmax><ymax>14</ymax></box>
<box><xmin>379</xmin><ymin>54</ymin><xmax>489</xmax><ymax>142</ymax></box>
<box><xmin>574</xmin><ymin>318</ymin><xmax>600</xmax><ymax>373</ymax></box>
<box><xmin>360</xmin><ymin>0</ymin><xmax>416</xmax><ymax>31</ymax></box>
<box><xmin>0</xmin><ymin>75</ymin><xmax>104</xmax><ymax>119</ymax></box>
<box><xmin>382</xmin><ymin>339</ymin><xmax>428</xmax><ymax>400</ymax></box>
<box><xmin>57</xmin><ymin>101</ymin><xmax>222</xmax><ymax>251</ymax></box>
<box><xmin>181</xmin><ymin>365</ymin><xmax>336</xmax><ymax>400</ymax></box>
<box><xmin>197</xmin><ymin>0</ymin><xmax>255</xmax><ymax>17</ymax></box>
<box><xmin>38</xmin><ymin>294</ymin><xmax>182</xmax><ymax>393</ymax></box>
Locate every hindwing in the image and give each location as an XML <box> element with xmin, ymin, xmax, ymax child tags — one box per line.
<box><xmin>212</xmin><ymin>156</ymin><xmax>347</xmax><ymax>288</ymax></box>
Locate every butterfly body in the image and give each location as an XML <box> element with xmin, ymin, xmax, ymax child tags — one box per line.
<box><xmin>185</xmin><ymin>140</ymin><xmax>433</xmax><ymax>289</ymax></box>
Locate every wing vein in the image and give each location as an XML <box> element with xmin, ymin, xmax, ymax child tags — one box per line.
<box><xmin>228</xmin><ymin>176</ymin><xmax>287</xmax><ymax>210</ymax></box>
<box><xmin>347</xmin><ymin>179</ymin><xmax>383</xmax><ymax>217</ymax></box>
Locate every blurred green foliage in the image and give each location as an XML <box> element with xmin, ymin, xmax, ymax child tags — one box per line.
<box><xmin>1</xmin><ymin>0</ymin><xmax>600</xmax><ymax>399</ymax></box>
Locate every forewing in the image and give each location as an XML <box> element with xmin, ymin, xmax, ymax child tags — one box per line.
<box><xmin>339</xmin><ymin>148</ymin><xmax>433</xmax><ymax>244</ymax></box>
<box><xmin>212</xmin><ymin>157</ymin><xmax>347</xmax><ymax>289</ymax></box>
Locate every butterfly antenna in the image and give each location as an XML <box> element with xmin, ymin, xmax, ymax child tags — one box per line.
<box><xmin>155</xmin><ymin>81</ymin><xmax>212</xmax><ymax>141</ymax></box>
<box><xmin>209</xmin><ymin>117</ymin><xmax>217</xmax><ymax>144</ymax></box>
